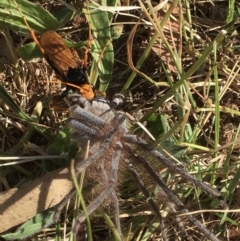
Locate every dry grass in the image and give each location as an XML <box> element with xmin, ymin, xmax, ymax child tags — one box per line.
<box><xmin>1</xmin><ymin>0</ymin><xmax>240</xmax><ymax>240</ymax></box>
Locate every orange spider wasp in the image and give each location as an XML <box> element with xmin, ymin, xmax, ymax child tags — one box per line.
<box><xmin>38</xmin><ymin>30</ymin><xmax>95</xmax><ymax>100</ymax></box>
<box><xmin>13</xmin><ymin>0</ymin><xmax>101</xmax><ymax>104</ymax></box>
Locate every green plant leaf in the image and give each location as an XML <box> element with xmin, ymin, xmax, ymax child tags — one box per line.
<box><xmin>84</xmin><ymin>1</ymin><xmax>117</xmax><ymax>91</ymax></box>
<box><xmin>52</xmin><ymin>8</ymin><xmax>75</xmax><ymax>26</ymax></box>
<box><xmin>0</xmin><ymin>208</ymin><xmax>55</xmax><ymax>240</ymax></box>
<box><xmin>17</xmin><ymin>42</ymin><xmax>42</xmax><ymax>60</ymax></box>
<box><xmin>160</xmin><ymin>141</ymin><xmax>187</xmax><ymax>160</ymax></box>
<box><xmin>91</xmin><ymin>39</ymin><xmax>114</xmax><ymax>91</ymax></box>
<box><xmin>0</xmin><ymin>0</ymin><xmax>61</xmax><ymax>34</ymax></box>
<box><xmin>147</xmin><ymin>114</ymin><xmax>168</xmax><ymax>139</ymax></box>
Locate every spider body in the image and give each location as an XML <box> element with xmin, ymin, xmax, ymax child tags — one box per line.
<box><xmin>70</xmin><ymin>94</ymin><xmax>126</xmax><ymax>196</ymax></box>
<box><xmin>55</xmin><ymin>94</ymin><xmax>226</xmax><ymax>241</ymax></box>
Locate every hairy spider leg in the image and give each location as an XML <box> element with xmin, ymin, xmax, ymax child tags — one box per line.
<box><xmin>123</xmin><ymin>158</ymin><xmax>168</xmax><ymax>239</ymax></box>
<box><xmin>125</xmin><ymin>147</ymin><xmax>222</xmax><ymax>241</ymax></box>
<box><xmin>124</xmin><ymin>135</ymin><xmax>227</xmax><ymax>208</ymax></box>
<box><xmin>54</xmin><ymin>119</ymin><xmax>122</xmax><ymax>234</ymax></box>
<box><xmin>72</xmin><ymin>142</ymin><xmax>122</xmax><ymax>233</ymax></box>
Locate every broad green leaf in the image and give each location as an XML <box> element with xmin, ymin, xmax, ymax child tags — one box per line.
<box><xmin>1</xmin><ymin>208</ymin><xmax>55</xmax><ymax>240</ymax></box>
<box><xmin>84</xmin><ymin>0</ymin><xmax>117</xmax><ymax>91</ymax></box>
<box><xmin>52</xmin><ymin>8</ymin><xmax>75</xmax><ymax>26</ymax></box>
<box><xmin>146</xmin><ymin>114</ymin><xmax>186</xmax><ymax>158</ymax></box>
<box><xmin>91</xmin><ymin>39</ymin><xmax>114</xmax><ymax>91</ymax></box>
<box><xmin>105</xmin><ymin>0</ymin><xmax>117</xmax><ymax>22</ymax></box>
<box><xmin>0</xmin><ymin>0</ymin><xmax>61</xmax><ymax>34</ymax></box>
<box><xmin>147</xmin><ymin>114</ymin><xmax>168</xmax><ymax>139</ymax></box>
<box><xmin>17</xmin><ymin>42</ymin><xmax>42</xmax><ymax>60</ymax></box>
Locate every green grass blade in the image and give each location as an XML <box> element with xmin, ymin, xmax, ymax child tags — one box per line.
<box><xmin>226</xmin><ymin>0</ymin><xmax>235</xmax><ymax>23</ymax></box>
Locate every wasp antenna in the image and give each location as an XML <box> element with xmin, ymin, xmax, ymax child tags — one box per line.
<box><xmin>13</xmin><ymin>0</ymin><xmax>44</xmax><ymax>54</ymax></box>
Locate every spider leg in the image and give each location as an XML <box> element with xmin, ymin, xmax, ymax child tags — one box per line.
<box><xmin>53</xmin><ymin>142</ymin><xmax>110</xmax><ymax>222</ymax></box>
<box><xmin>53</xmin><ymin>120</ymin><xmax>117</xmax><ymax>222</ymax></box>
<box><xmin>54</xmin><ymin>131</ymin><xmax>122</xmax><ymax>234</ymax></box>
<box><xmin>126</xmin><ymin>147</ymin><xmax>221</xmax><ymax>241</ymax></box>
<box><xmin>73</xmin><ymin>142</ymin><xmax>123</xmax><ymax>234</ymax></box>
<box><xmin>124</xmin><ymin>134</ymin><xmax>227</xmax><ymax>208</ymax></box>
<box><xmin>69</xmin><ymin>105</ymin><xmax>106</xmax><ymax>132</ymax></box>
<box><xmin>99</xmin><ymin>157</ymin><xmax>121</xmax><ymax>235</ymax></box>
<box><xmin>110</xmin><ymin>191</ymin><xmax>121</xmax><ymax>235</ymax></box>
<box><xmin>72</xmin><ymin>120</ymin><xmax>123</xmax><ymax>175</ymax></box>
<box><xmin>123</xmin><ymin>158</ymin><xmax>168</xmax><ymax>241</ymax></box>
<box><xmin>54</xmin><ymin>188</ymin><xmax>76</xmax><ymax>222</ymax></box>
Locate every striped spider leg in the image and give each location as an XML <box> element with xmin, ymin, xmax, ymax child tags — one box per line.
<box><xmin>55</xmin><ymin>94</ymin><xmax>227</xmax><ymax>241</ymax></box>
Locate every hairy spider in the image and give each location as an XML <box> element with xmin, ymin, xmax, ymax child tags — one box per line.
<box><xmin>55</xmin><ymin>94</ymin><xmax>227</xmax><ymax>241</ymax></box>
